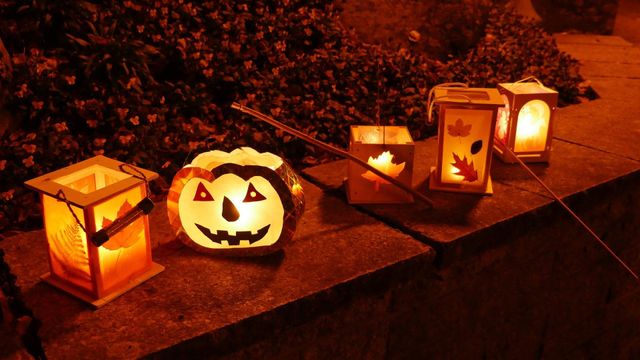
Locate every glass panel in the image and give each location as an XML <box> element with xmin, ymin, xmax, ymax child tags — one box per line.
<box><xmin>514</xmin><ymin>100</ymin><xmax>550</xmax><ymax>152</ymax></box>
<box><xmin>353</xmin><ymin>126</ymin><xmax>412</xmax><ymax>144</ymax></box>
<box><xmin>441</xmin><ymin>108</ymin><xmax>492</xmax><ymax>186</ymax></box>
<box><xmin>42</xmin><ymin>195</ymin><xmax>92</xmax><ymax>291</ymax></box>
<box><xmin>53</xmin><ymin>164</ymin><xmax>131</xmax><ymax>194</ymax></box>
<box><xmin>93</xmin><ymin>185</ymin><xmax>150</xmax><ymax>293</ymax></box>
<box><xmin>495</xmin><ymin>94</ymin><xmax>510</xmax><ymax>144</ymax></box>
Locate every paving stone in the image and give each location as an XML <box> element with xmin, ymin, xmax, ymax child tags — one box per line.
<box><xmin>304</xmin><ymin>134</ymin><xmax>639</xmax><ymax>266</ymax></box>
<box><xmin>0</xmin><ymin>179</ymin><xmax>433</xmax><ymax>359</ymax></box>
<box><xmin>556</xmin><ymin>42</ymin><xmax>640</xmax><ymax>64</ymax></box>
<box><xmin>577</xmin><ymin>60</ymin><xmax>640</xmax><ymax>79</ymax></box>
<box><xmin>554</xmin><ymin>34</ymin><xmax>633</xmax><ymax>46</ymax></box>
<box><xmin>554</xmin><ymin>83</ymin><xmax>640</xmax><ymax>161</ymax></box>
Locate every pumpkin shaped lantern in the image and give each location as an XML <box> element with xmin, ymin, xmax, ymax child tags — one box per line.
<box><xmin>167</xmin><ymin>147</ymin><xmax>304</xmax><ymax>256</ymax></box>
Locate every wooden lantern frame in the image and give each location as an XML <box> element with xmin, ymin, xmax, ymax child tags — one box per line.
<box><xmin>347</xmin><ymin>125</ymin><xmax>415</xmax><ymax>204</ymax></box>
<box><xmin>494</xmin><ymin>78</ymin><xmax>558</xmax><ymax>163</ymax></box>
<box><xmin>25</xmin><ymin>155</ymin><xmax>164</xmax><ymax>308</ymax></box>
<box><xmin>428</xmin><ymin>86</ymin><xmax>504</xmax><ymax>195</ymax></box>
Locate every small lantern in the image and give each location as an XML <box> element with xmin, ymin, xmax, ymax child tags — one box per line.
<box><xmin>428</xmin><ymin>85</ymin><xmax>504</xmax><ymax>194</ymax></box>
<box><xmin>167</xmin><ymin>147</ymin><xmax>305</xmax><ymax>256</ymax></box>
<box><xmin>24</xmin><ymin>156</ymin><xmax>164</xmax><ymax>308</ymax></box>
<box><xmin>494</xmin><ymin>77</ymin><xmax>558</xmax><ymax>163</ymax></box>
<box><xmin>347</xmin><ymin>125</ymin><xmax>415</xmax><ymax>204</ymax></box>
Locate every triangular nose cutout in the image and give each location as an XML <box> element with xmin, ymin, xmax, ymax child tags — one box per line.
<box><xmin>222</xmin><ymin>196</ymin><xmax>240</xmax><ymax>222</ymax></box>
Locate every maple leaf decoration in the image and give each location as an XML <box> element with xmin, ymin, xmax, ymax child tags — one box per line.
<box><xmin>101</xmin><ymin>200</ymin><xmax>144</xmax><ymax>250</ymax></box>
<box><xmin>361</xmin><ymin>151</ymin><xmax>406</xmax><ymax>191</ymax></box>
<box><xmin>447</xmin><ymin>118</ymin><xmax>472</xmax><ymax>137</ymax></box>
<box><xmin>451</xmin><ymin>153</ymin><xmax>478</xmax><ymax>182</ymax></box>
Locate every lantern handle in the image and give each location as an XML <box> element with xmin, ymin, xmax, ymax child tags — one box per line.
<box><xmin>118</xmin><ymin>163</ymin><xmax>149</xmax><ymax>187</ymax></box>
<box><xmin>55</xmin><ymin>189</ymin><xmax>89</xmax><ymax>236</ymax></box>
<box><xmin>512</xmin><ymin>76</ymin><xmax>545</xmax><ymax>87</ymax></box>
<box><xmin>426</xmin><ymin>82</ymin><xmax>470</xmax><ymax>125</ymax></box>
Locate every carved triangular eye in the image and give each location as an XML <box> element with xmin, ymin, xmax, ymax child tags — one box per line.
<box><xmin>193</xmin><ymin>182</ymin><xmax>214</xmax><ymax>201</ymax></box>
<box><xmin>243</xmin><ymin>182</ymin><xmax>266</xmax><ymax>202</ymax></box>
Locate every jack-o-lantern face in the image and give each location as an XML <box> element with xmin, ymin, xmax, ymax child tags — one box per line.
<box><xmin>167</xmin><ymin>148</ymin><xmax>304</xmax><ymax>256</ymax></box>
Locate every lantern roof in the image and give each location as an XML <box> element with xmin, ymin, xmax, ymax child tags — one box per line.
<box><xmin>25</xmin><ymin>155</ymin><xmax>158</xmax><ymax>208</ymax></box>
<box><xmin>433</xmin><ymin>87</ymin><xmax>505</xmax><ymax>107</ymax></box>
<box><xmin>499</xmin><ymin>82</ymin><xmax>558</xmax><ymax>95</ymax></box>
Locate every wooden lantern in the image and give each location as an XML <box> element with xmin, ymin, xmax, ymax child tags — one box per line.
<box><xmin>428</xmin><ymin>86</ymin><xmax>504</xmax><ymax>195</ymax></box>
<box><xmin>24</xmin><ymin>156</ymin><xmax>164</xmax><ymax>308</ymax></box>
<box><xmin>167</xmin><ymin>147</ymin><xmax>305</xmax><ymax>256</ymax></box>
<box><xmin>494</xmin><ymin>77</ymin><xmax>558</xmax><ymax>163</ymax></box>
<box><xmin>347</xmin><ymin>125</ymin><xmax>415</xmax><ymax>204</ymax></box>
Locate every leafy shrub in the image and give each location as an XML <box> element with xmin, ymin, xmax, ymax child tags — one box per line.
<box><xmin>0</xmin><ymin>0</ymin><xmax>583</xmax><ymax>233</ymax></box>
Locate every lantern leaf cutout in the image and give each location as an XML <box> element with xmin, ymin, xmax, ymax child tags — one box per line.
<box><xmin>50</xmin><ymin>222</ymin><xmax>91</xmax><ymax>282</ymax></box>
<box><xmin>100</xmin><ymin>200</ymin><xmax>144</xmax><ymax>251</ymax></box>
<box><xmin>361</xmin><ymin>151</ymin><xmax>406</xmax><ymax>191</ymax></box>
<box><xmin>447</xmin><ymin>118</ymin><xmax>472</xmax><ymax>137</ymax></box>
<box><xmin>470</xmin><ymin>140</ymin><xmax>483</xmax><ymax>155</ymax></box>
<box><xmin>167</xmin><ymin>147</ymin><xmax>305</xmax><ymax>256</ymax></box>
<box><xmin>451</xmin><ymin>153</ymin><xmax>478</xmax><ymax>182</ymax></box>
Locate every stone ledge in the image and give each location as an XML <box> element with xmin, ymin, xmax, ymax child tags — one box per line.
<box><xmin>302</xmin><ymin>136</ymin><xmax>640</xmax><ymax>266</ymax></box>
<box><xmin>0</xmin><ymin>178</ymin><xmax>433</xmax><ymax>359</ymax></box>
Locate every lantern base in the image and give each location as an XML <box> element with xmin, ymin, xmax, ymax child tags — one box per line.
<box><xmin>428</xmin><ymin>167</ymin><xmax>493</xmax><ymax>195</ymax></box>
<box><xmin>41</xmin><ymin>262</ymin><xmax>165</xmax><ymax>309</ymax></box>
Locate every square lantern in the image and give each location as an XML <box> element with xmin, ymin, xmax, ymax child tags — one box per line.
<box><xmin>494</xmin><ymin>80</ymin><xmax>558</xmax><ymax>163</ymax></box>
<box><xmin>25</xmin><ymin>156</ymin><xmax>164</xmax><ymax>308</ymax></box>
<box><xmin>347</xmin><ymin>125</ymin><xmax>415</xmax><ymax>204</ymax></box>
<box><xmin>429</xmin><ymin>87</ymin><xmax>504</xmax><ymax>195</ymax></box>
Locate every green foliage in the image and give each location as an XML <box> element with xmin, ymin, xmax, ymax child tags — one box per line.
<box><xmin>0</xmin><ymin>0</ymin><xmax>583</xmax><ymax>232</ymax></box>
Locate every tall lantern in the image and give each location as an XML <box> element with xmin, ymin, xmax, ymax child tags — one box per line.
<box><xmin>347</xmin><ymin>125</ymin><xmax>415</xmax><ymax>204</ymax></box>
<box><xmin>494</xmin><ymin>77</ymin><xmax>558</xmax><ymax>163</ymax></box>
<box><xmin>428</xmin><ymin>85</ymin><xmax>505</xmax><ymax>195</ymax></box>
<box><xmin>25</xmin><ymin>156</ymin><xmax>164</xmax><ymax>308</ymax></box>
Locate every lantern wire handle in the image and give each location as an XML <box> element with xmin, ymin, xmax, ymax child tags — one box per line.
<box><xmin>510</xmin><ymin>76</ymin><xmax>546</xmax><ymax>92</ymax></box>
<box><xmin>55</xmin><ymin>189</ymin><xmax>89</xmax><ymax>235</ymax></box>
<box><xmin>505</xmin><ymin>146</ymin><xmax>640</xmax><ymax>283</ymax></box>
<box><xmin>231</xmin><ymin>102</ymin><xmax>435</xmax><ymax>208</ymax></box>
<box><xmin>118</xmin><ymin>163</ymin><xmax>149</xmax><ymax>188</ymax></box>
<box><xmin>426</xmin><ymin>82</ymin><xmax>469</xmax><ymax>125</ymax></box>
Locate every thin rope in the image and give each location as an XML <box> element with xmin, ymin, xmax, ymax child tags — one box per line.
<box><xmin>426</xmin><ymin>83</ymin><xmax>469</xmax><ymax>125</ymax></box>
<box><xmin>55</xmin><ymin>189</ymin><xmax>88</xmax><ymax>235</ymax></box>
<box><xmin>505</xmin><ymin>146</ymin><xmax>640</xmax><ymax>283</ymax></box>
<box><xmin>231</xmin><ymin>102</ymin><xmax>435</xmax><ymax>208</ymax></box>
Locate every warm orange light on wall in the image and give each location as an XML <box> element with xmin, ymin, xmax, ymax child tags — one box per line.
<box><xmin>25</xmin><ymin>156</ymin><xmax>163</xmax><ymax>308</ymax></box>
<box><xmin>494</xmin><ymin>78</ymin><xmax>558</xmax><ymax>163</ymax></box>
<box><xmin>428</xmin><ymin>86</ymin><xmax>504</xmax><ymax>194</ymax></box>
<box><xmin>347</xmin><ymin>125</ymin><xmax>415</xmax><ymax>203</ymax></box>
<box><xmin>167</xmin><ymin>147</ymin><xmax>305</xmax><ymax>256</ymax></box>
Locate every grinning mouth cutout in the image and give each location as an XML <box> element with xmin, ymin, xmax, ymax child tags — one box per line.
<box><xmin>195</xmin><ymin>224</ymin><xmax>271</xmax><ymax>246</ymax></box>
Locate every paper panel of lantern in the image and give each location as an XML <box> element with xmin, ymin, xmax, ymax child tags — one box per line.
<box><xmin>347</xmin><ymin>125</ymin><xmax>415</xmax><ymax>204</ymax></box>
<box><xmin>494</xmin><ymin>81</ymin><xmax>558</xmax><ymax>163</ymax></box>
<box><xmin>24</xmin><ymin>156</ymin><xmax>163</xmax><ymax>308</ymax></box>
<box><xmin>429</xmin><ymin>87</ymin><xmax>504</xmax><ymax>195</ymax></box>
<box><xmin>167</xmin><ymin>147</ymin><xmax>305</xmax><ymax>256</ymax></box>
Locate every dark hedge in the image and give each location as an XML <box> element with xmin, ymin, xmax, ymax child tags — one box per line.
<box><xmin>0</xmin><ymin>0</ymin><xmax>583</xmax><ymax>233</ymax></box>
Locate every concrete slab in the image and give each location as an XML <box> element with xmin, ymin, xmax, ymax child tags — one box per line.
<box><xmin>577</xmin><ymin>61</ymin><xmax>640</xmax><ymax>79</ymax></box>
<box><xmin>555</xmin><ymin>43</ymin><xmax>640</xmax><ymax>64</ymax></box>
<box><xmin>303</xmin><ymin>134</ymin><xmax>640</xmax><ymax>266</ymax></box>
<box><xmin>554</xmin><ymin>96</ymin><xmax>640</xmax><ymax>162</ymax></box>
<box><xmin>554</xmin><ymin>34</ymin><xmax>633</xmax><ymax>47</ymax></box>
<box><xmin>0</xmin><ymin>178</ymin><xmax>433</xmax><ymax>359</ymax></box>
